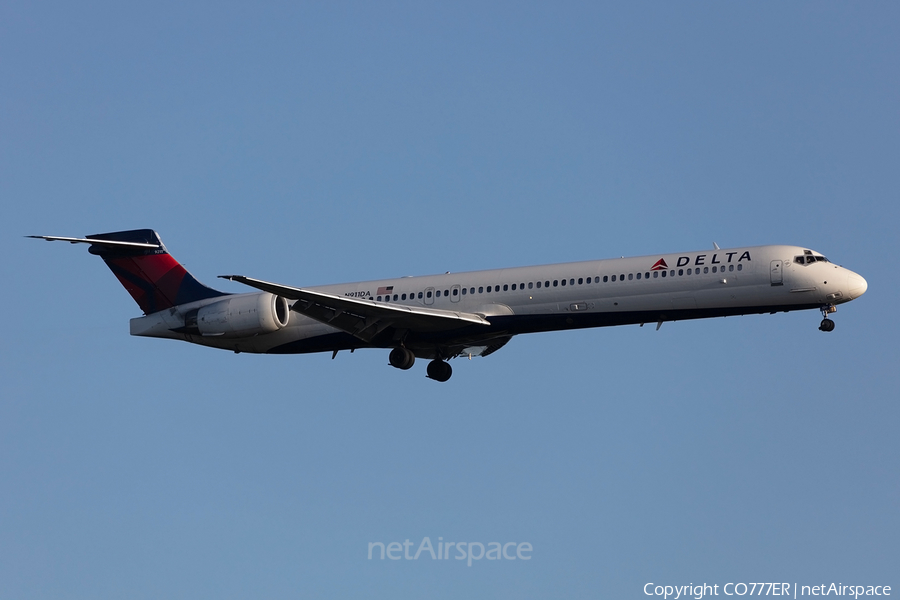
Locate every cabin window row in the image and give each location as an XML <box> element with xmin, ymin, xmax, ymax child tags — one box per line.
<box><xmin>375</xmin><ymin>275</ymin><xmax>603</xmax><ymax>302</ymax></box>
<box><xmin>602</xmin><ymin>264</ymin><xmax>742</xmax><ymax>282</ymax></box>
<box><xmin>373</xmin><ymin>264</ymin><xmax>742</xmax><ymax>301</ymax></box>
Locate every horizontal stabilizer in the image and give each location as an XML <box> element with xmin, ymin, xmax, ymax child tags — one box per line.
<box><xmin>30</xmin><ymin>229</ymin><xmax>227</xmax><ymax>314</ymax></box>
<box><xmin>26</xmin><ymin>235</ymin><xmax>160</xmax><ymax>249</ymax></box>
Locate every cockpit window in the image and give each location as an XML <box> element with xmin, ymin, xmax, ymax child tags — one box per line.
<box><xmin>796</xmin><ymin>254</ymin><xmax>829</xmax><ymax>266</ymax></box>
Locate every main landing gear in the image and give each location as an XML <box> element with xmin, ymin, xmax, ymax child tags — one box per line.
<box><xmin>819</xmin><ymin>304</ymin><xmax>837</xmax><ymax>332</ymax></box>
<box><xmin>426</xmin><ymin>359</ymin><xmax>452</xmax><ymax>382</ymax></box>
<box><xmin>389</xmin><ymin>347</ymin><xmax>453</xmax><ymax>381</ymax></box>
<box><xmin>389</xmin><ymin>347</ymin><xmax>415</xmax><ymax>370</ymax></box>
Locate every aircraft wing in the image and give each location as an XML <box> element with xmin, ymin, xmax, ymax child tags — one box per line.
<box><xmin>219</xmin><ymin>275</ymin><xmax>491</xmax><ymax>342</ymax></box>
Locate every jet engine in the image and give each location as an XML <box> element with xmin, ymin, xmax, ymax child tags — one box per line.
<box><xmin>182</xmin><ymin>293</ymin><xmax>290</xmax><ymax>338</ymax></box>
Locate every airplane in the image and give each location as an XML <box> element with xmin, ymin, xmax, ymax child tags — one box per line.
<box><xmin>29</xmin><ymin>229</ymin><xmax>867</xmax><ymax>382</ymax></box>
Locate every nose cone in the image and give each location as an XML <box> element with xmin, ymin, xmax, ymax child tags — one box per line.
<box><xmin>847</xmin><ymin>272</ymin><xmax>868</xmax><ymax>299</ymax></box>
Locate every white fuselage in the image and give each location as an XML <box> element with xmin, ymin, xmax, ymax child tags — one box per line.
<box><xmin>131</xmin><ymin>244</ymin><xmax>867</xmax><ymax>357</ymax></box>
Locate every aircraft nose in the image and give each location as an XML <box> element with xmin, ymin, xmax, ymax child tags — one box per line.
<box><xmin>847</xmin><ymin>272</ymin><xmax>867</xmax><ymax>299</ymax></box>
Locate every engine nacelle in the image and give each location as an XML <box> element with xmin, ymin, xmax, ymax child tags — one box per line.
<box><xmin>183</xmin><ymin>293</ymin><xmax>290</xmax><ymax>338</ymax></box>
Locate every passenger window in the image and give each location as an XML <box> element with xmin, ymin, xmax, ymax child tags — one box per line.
<box><xmin>461</xmin><ymin>288</ymin><xmax>466</xmax><ymax>295</ymax></box>
<box><xmin>510</xmin><ymin>284</ymin><xmax>516</xmax><ymax>290</ymax></box>
<box><xmin>578</xmin><ymin>278</ymin><xmax>583</xmax><ymax>285</ymax></box>
<box><xmin>377</xmin><ymin>296</ymin><xmax>382</xmax><ymax>301</ymax></box>
<box><xmin>737</xmin><ymin>264</ymin><xmax>743</xmax><ymax>271</ymax></box>
<box><xmin>553</xmin><ymin>280</ymin><xmax>558</xmax><ymax>287</ymax></box>
<box><xmin>636</xmin><ymin>272</ymin><xmax>642</xmax><ymax>279</ymax></box>
<box><xmin>603</xmin><ymin>276</ymin><xmax>608</xmax><ymax>282</ymax></box>
<box><xmin>503</xmin><ymin>284</ymin><xmax>509</xmax><ymax>291</ymax></box>
<box><xmin>678</xmin><ymin>269</ymin><xmax>683</xmax><ymax>276</ymax></box>
<box><xmin>561</xmin><ymin>279</ymin><xmax>566</xmax><ymax>286</ymax></box>
<box><xmin>620</xmin><ymin>274</ymin><xmax>625</xmax><ymax>280</ymax></box>
<box><xmin>704</xmin><ymin>267</ymin><xmax>709</xmax><ymax>273</ymax></box>
<box><xmin>653</xmin><ymin>271</ymin><xmax>658</xmax><ymax>278</ymax></box>
<box><xmin>687</xmin><ymin>268</ymin><xmax>692</xmax><ymax>275</ymax></box>
<box><xmin>569</xmin><ymin>279</ymin><xmax>574</xmax><ymax>285</ymax></box>
<box><xmin>645</xmin><ymin>272</ymin><xmax>650</xmax><ymax>279</ymax></box>
<box><xmin>661</xmin><ymin>271</ymin><xmax>667</xmax><ymax>278</ymax></box>
<box><xmin>486</xmin><ymin>286</ymin><xmax>491</xmax><ymax>293</ymax></box>
<box><xmin>545</xmin><ymin>281</ymin><xmax>550</xmax><ymax>288</ymax></box>
<box><xmin>628</xmin><ymin>273</ymin><xmax>633</xmax><ymax>280</ymax></box>
<box><xmin>595</xmin><ymin>277</ymin><xmax>600</xmax><ymax>283</ymax></box>
<box><xmin>712</xmin><ymin>266</ymin><xmax>717</xmax><ymax>273</ymax></box>
<box><xmin>528</xmin><ymin>282</ymin><xmax>533</xmax><ymax>289</ymax></box>
<box><xmin>425</xmin><ymin>291</ymin><xmax>431</xmax><ymax>298</ymax></box>
<box><xmin>436</xmin><ymin>290</ymin><xmax>441</xmax><ymax>297</ymax></box>
<box><xmin>478</xmin><ymin>286</ymin><xmax>483</xmax><ymax>293</ymax></box>
<box><xmin>402</xmin><ymin>293</ymin><xmax>407</xmax><ymax>300</ymax></box>
<box><xmin>452</xmin><ymin>289</ymin><xmax>458</xmax><ymax>296</ymax></box>
<box><xmin>611</xmin><ymin>275</ymin><xmax>616</xmax><ymax>282</ymax></box>
<box><xmin>393</xmin><ymin>294</ymin><xmax>398</xmax><ymax>300</ymax></box>
<box><xmin>536</xmin><ymin>281</ymin><xmax>541</xmax><ymax>288</ymax></box>
<box><xmin>470</xmin><ymin>288</ymin><xmax>475</xmax><ymax>294</ymax></box>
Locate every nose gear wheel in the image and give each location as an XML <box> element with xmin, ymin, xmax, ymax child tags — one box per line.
<box><xmin>819</xmin><ymin>304</ymin><xmax>837</xmax><ymax>332</ymax></box>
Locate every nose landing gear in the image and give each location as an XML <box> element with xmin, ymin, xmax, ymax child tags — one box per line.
<box><xmin>819</xmin><ymin>304</ymin><xmax>837</xmax><ymax>332</ymax></box>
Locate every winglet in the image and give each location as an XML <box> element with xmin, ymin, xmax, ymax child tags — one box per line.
<box><xmin>713</xmin><ymin>242</ymin><xmax>720</xmax><ymax>250</ymax></box>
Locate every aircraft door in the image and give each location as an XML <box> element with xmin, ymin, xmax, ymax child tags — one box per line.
<box><xmin>770</xmin><ymin>260</ymin><xmax>783</xmax><ymax>286</ymax></box>
<box><xmin>450</xmin><ymin>284</ymin><xmax>461</xmax><ymax>303</ymax></box>
<box><xmin>424</xmin><ymin>287</ymin><xmax>435</xmax><ymax>305</ymax></box>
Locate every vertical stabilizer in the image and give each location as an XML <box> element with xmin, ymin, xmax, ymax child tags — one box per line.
<box><xmin>85</xmin><ymin>229</ymin><xmax>227</xmax><ymax>314</ymax></box>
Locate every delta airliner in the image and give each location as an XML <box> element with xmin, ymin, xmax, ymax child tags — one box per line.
<box><xmin>30</xmin><ymin>229</ymin><xmax>867</xmax><ymax>381</ymax></box>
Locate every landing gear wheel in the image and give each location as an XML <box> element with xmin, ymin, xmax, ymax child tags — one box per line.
<box><xmin>389</xmin><ymin>347</ymin><xmax>415</xmax><ymax>370</ymax></box>
<box><xmin>426</xmin><ymin>359</ymin><xmax>452</xmax><ymax>382</ymax></box>
<box><xmin>819</xmin><ymin>318</ymin><xmax>835</xmax><ymax>332</ymax></box>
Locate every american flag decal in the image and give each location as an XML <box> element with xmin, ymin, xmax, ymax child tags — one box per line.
<box><xmin>377</xmin><ymin>286</ymin><xmax>394</xmax><ymax>295</ymax></box>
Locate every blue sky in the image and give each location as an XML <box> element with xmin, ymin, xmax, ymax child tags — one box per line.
<box><xmin>1</xmin><ymin>2</ymin><xmax>897</xmax><ymax>598</ymax></box>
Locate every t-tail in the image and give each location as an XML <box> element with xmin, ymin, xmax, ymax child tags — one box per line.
<box><xmin>28</xmin><ymin>229</ymin><xmax>228</xmax><ymax>314</ymax></box>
